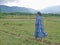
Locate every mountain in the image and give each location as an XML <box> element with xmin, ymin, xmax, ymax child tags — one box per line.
<box><xmin>1</xmin><ymin>5</ymin><xmax>60</xmax><ymax>14</ymax></box>
<box><xmin>41</xmin><ymin>6</ymin><xmax>60</xmax><ymax>14</ymax></box>
<box><xmin>0</xmin><ymin>5</ymin><xmax>37</xmax><ymax>13</ymax></box>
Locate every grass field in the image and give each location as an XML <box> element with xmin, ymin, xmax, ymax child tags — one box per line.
<box><xmin>0</xmin><ymin>15</ymin><xmax>60</xmax><ymax>45</ymax></box>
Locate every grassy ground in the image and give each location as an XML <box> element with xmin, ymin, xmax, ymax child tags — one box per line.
<box><xmin>0</xmin><ymin>16</ymin><xmax>60</xmax><ymax>45</ymax></box>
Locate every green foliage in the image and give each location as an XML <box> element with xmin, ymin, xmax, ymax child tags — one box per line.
<box><xmin>43</xmin><ymin>13</ymin><xmax>60</xmax><ymax>17</ymax></box>
<box><xmin>3</xmin><ymin>22</ymin><xmax>10</xmax><ymax>25</ymax></box>
<box><xmin>0</xmin><ymin>12</ymin><xmax>34</xmax><ymax>15</ymax></box>
<box><xmin>0</xmin><ymin>13</ymin><xmax>60</xmax><ymax>19</ymax></box>
<box><xmin>0</xmin><ymin>12</ymin><xmax>35</xmax><ymax>19</ymax></box>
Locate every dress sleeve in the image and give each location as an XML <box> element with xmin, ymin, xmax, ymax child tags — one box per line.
<box><xmin>36</xmin><ymin>17</ymin><xmax>39</xmax><ymax>25</ymax></box>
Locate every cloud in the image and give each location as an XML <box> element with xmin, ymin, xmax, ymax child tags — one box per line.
<box><xmin>0</xmin><ymin>0</ymin><xmax>60</xmax><ymax>10</ymax></box>
<box><xmin>0</xmin><ymin>0</ymin><xmax>22</xmax><ymax>5</ymax></box>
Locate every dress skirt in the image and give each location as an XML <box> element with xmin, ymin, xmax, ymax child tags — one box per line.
<box><xmin>34</xmin><ymin>16</ymin><xmax>48</xmax><ymax>38</ymax></box>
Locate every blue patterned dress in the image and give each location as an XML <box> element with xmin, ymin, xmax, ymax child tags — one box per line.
<box><xmin>35</xmin><ymin>16</ymin><xmax>48</xmax><ymax>38</ymax></box>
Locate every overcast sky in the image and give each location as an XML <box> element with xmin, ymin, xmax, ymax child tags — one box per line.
<box><xmin>0</xmin><ymin>0</ymin><xmax>60</xmax><ymax>10</ymax></box>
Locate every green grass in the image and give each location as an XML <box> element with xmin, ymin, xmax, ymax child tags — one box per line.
<box><xmin>0</xmin><ymin>16</ymin><xmax>60</xmax><ymax>45</ymax></box>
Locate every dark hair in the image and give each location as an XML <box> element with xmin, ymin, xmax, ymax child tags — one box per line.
<box><xmin>37</xmin><ymin>12</ymin><xmax>42</xmax><ymax>16</ymax></box>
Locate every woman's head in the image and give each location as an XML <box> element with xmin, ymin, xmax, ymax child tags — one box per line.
<box><xmin>37</xmin><ymin>12</ymin><xmax>42</xmax><ymax>16</ymax></box>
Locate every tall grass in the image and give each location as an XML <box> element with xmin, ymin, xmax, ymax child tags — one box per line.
<box><xmin>0</xmin><ymin>13</ymin><xmax>60</xmax><ymax>45</ymax></box>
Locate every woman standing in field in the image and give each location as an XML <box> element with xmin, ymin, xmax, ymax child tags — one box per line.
<box><xmin>34</xmin><ymin>12</ymin><xmax>48</xmax><ymax>43</ymax></box>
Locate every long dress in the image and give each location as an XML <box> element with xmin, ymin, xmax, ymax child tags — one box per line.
<box><xmin>35</xmin><ymin>16</ymin><xmax>48</xmax><ymax>38</ymax></box>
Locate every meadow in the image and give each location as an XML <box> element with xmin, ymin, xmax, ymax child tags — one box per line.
<box><xmin>0</xmin><ymin>14</ymin><xmax>60</xmax><ymax>45</ymax></box>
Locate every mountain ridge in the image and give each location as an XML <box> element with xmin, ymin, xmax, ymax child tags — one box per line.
<box><xmin>0</xmin><ymin>5</ymin><xmax>37</xmax><ymax>13</ymax></box>
<box><xmin>0</xmin><ymin>5</ymin><xmax>60</xmax><ymax>14</ymax></box>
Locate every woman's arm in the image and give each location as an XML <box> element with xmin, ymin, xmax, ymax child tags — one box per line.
<box><xmin>35</xmin><ymin>17</ymin><xmax>39</xmax><ymax>25</ymax></box>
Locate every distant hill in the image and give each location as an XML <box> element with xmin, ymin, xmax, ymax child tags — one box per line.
<box><xmin>41</xmin><ymin>6</ymin><xmax>60</xmax><ymax>14</ymax></box>
<box><xmin>0</xmin><ymin>5</ymin><xmax>37</xmax><ymax>13</ymax></box>
<box><xmin>1</xmin><ymin>5</ymin><xmax>60</xmax><ymax>14</ymax></box>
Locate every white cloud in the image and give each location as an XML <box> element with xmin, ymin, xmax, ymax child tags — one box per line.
<box><xmin>1</xmin><ymin>0</ymin><xmax>60</xmax><ymax>10</ymax></box>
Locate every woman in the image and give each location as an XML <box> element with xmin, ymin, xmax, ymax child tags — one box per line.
<box><xmin>34</xmin><ymin>12</ymin><xmax>48</xmax><ymax>43</ymax></box>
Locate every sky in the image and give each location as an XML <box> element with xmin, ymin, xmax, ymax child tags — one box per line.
<box><xmin>0</xmin><ymin>0</ymin><xmax>60</xmax><ymax>10</ymax></box>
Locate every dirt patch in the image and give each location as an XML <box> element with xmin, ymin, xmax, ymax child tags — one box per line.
<box><xmin>29</xmin><ymin>38</ymin><xmax>52</xmax><ymax>45</ymax></box>
<box><xmin>42</xmin><ymin>40</ymin><xmax>52</xmax><ymax>45</ymax></box>
<box><xmin>0</xmin><ymin>30</ymin><xmax>21</xmax><ymax>38</ymax></box>
<box><xmin>55</xmin><ymin>43</ymin><xmax>60</xmax><ymax>45</ymax></box>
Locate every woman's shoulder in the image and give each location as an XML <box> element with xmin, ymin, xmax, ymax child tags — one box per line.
<box><xmin>36</xmin><ymin>16</ymin><xmax>43</xmax><ymax>19</ymax></box>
